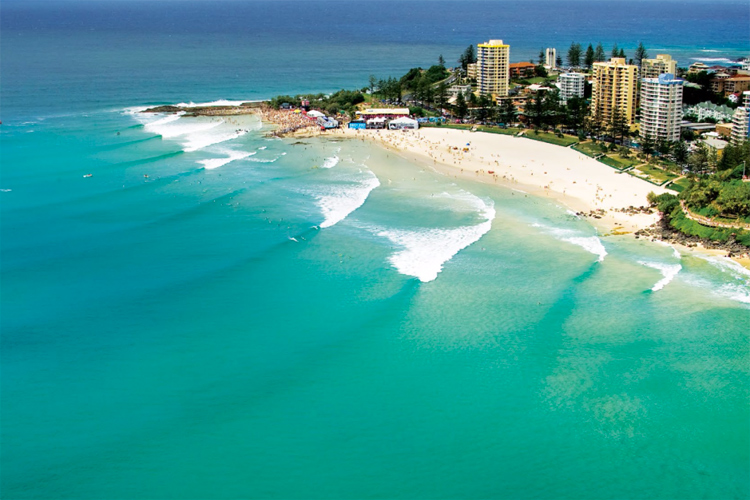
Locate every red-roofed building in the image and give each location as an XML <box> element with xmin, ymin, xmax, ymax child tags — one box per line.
<box><xmin>509</xmin><ymin>62</ymin><xmax>536</xmax><ymax>79</ymax></box>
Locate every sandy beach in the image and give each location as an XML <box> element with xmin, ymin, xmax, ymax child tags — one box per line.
<box><xmin>332</xmin><ymin>127</ymin><xmax>666</xmax><ymax>234</ymax></box>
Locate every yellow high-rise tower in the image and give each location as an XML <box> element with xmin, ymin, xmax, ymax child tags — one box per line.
<box><xmin>477</xmin><ymin>40</ymin><xmax>510</xmax><ymax>97</ymax></box>
<box><xmin>591</xmin><ymin>57</ymin><xmax>639</xmax><ymax>126</ymax></box>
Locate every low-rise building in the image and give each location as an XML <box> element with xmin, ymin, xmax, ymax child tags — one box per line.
<box><xmin>557</xmin><ymin>72</ymin><xmax>585</xmax><ymax>103</ymax></box>
<box><xmin>715</xmin><ymin>122</ymin><xmax>734</xmax><ymax>138</ymax></box>
<box><xmin>723</xmin><ymin>76</ymin><xmax>750</xmax><ymax>96</ymax></box>
<box><xmin>448</xmin><ymin>85</ymin><xmax>471</xmax><ymax>98</ymax></box>
<box><xmin>710</xmin><ymin>73</ymin><xmax>731</xmax><ymax>93</ymax></box>
<box><xmin>356</xmin><ymin>108</ymin><xmax>410</xmax><ymax>120</ymax></box>
<box><xmin>683</xmin><ymin>101</ymin><xmax>736</xmax><ymax>123</ymax></box>
<box><xmin>509</xmin><ymin>62</ymin><xmax>536</xmax><ymax>79</ymax></box>
<box><xmin>466</xmin><ymin>63</ymin><xmax>478</xmax><ymax>80</ymax></box>
<box><xmin>688</xmin><ymin>62</ymin><xmax>709</xmax><ymax>74</ymax></box>
<box><xmin>702</xmin><ymin>137</ymin><xmax>729</xmax><ymax>157</ymax></box>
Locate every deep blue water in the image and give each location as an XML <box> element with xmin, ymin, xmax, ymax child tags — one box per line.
<box><xmin>2</xmin><ymin>0</ymin><xmax>749</xmax><ymax>120</ymax></box>
<box><xmin>1</xmin><ymin>1</ymin><xmax>749</xmax><ymax>499</ymax></box>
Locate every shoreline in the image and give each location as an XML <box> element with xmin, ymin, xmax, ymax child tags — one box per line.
<box><xmin>138</xmin><ymin>105</ymin><xmax>750</xmax><ymax>268</ymax></box>
<box><xmin>324</xmin><ymin>126</ymin><xmax>750</xmax><ymax>268</ymax></box>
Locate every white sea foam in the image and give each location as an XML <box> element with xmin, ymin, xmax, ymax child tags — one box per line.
<box><xmin>248</xmin><ymin>156</ymin><xmax>281</xmax><ymax>163</ymax></box>
<box><xmin>182</xmin><ymin>129</ymin><xmax>247</xmax><ymax>153</ymax></box>
<box><xmin>122</xmin><ymin>106</ymin><xmax>152</xmax><ymax>116</ymax></box>
<box><xmin>0</xmin><ymin>189</ymin><xmax>12</xmax><ymax>193</ymax></box>
<box><xmin>699</xmin><ymin>256</ymin><xmax>750</xmax><ymax>280</ymax></box>
<box><xmin>683</xmin><ymin>275</ymin><xmax>750</xmax><ymax>305</ymax></box>
<box><xmin>533</xmin><ymin>223</ymin><xmax>607</xmax><ymax>262</ymax></box>
<box><xmin>378</xmin><ymin>195</ymin><xmax>495</xmax><ymax>282</ymax></box>
<box><xmin>258</xmin><ymin>146</ymin><xmax>267</xmax><ymax>150</ymax></box>
<box><xmin>654</xmin><ymin>240</ymin><xmax>681</xmax><ymax>259</ymax></box>
<box><xmin>691</xmin><ymin>57</ymin><xmax>734</xmax><ymax>63</ymax></box>
<box><xmin>638</xmin><ymin>261</ymin><xmax>682</xmax><ymax>291</ymax></box>
<box><xmin>322</xmin><ymin>156</ymin><xmax>339</xmax><ymax>169</ymax></box>
<box><xmin>715</xmin><ymin>282</ymin><xmax>750</xmax><ymax>304</ymax></box>
<box><xmin>144</xmin><ymin>115</ymin><xmax>221</xmax><ymax>140</ymax></box>
<box><xmin>198</xmin><ymin>150</ymin><xmax>256</xmax><ymax>170</ymax></box>
<box><xmin>174</xmin><ymin>100</ymin><xmax>254</xmax><ymax>108</ymax></box>
<box><xmin>317</xmin><ymin>171</ymin><xmax>380</xmax><ymax>228</ymax></box>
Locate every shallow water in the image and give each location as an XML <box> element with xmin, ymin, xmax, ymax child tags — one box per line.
<box><xmin>2</xmin><ymin>109</ymin><xmax>748</xmax><ymax>499</ymax></box>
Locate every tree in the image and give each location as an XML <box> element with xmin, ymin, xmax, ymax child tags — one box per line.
<box><xmin>438</xmin><ymin>54</ymin><xmax>445</xmax><ymax>68</ymax></box>
<box><xmin>656</xmin><ymin>138</ymin><xmax>672</xmax><ymax>156</ymax></box>
<box><xmin>641</xmin><ymin>134</ymin><xmax>655</xmax><ymax>159</ymax></box>
<box><xmin>368</xmin><ymin>75</ymin><xmax>377</xmax><ymax>96</ymax></box>
<box><xmin>610</xmin><ymin>108</ymin><xmax>629</xmax><ymax>143</ymax></box>
<box><xmin>635</xmin><ymin>42</ymin><xmax>648</xmax><ymax>67</ymax></box>
<box><xmin>564</xmin><ymin>96</ymin><xmax>588</xmax><ymax>132</ymax></box>
<box><xmin>567</xmin><ymin>42</ymin><xmax>582</xmax><ymax>67</ymax></box>
<box><xmin>534</xmin><ymin>65</ymin><xmax>548</xmax><ymax>78</ymax></box>
<box><xmin>716</xmin><ymin>183</ymin><xmax>750</xmax><ymax>217</ymax></box>
<box><xmin>538</xmin><ymin>49</ymin><xmax>545</xmax><ymax>65</ymax></box>
<box><xmin>500</xmin><ymin>99</ymin><xmax>517</xmax><ymax>125</ymax></box>
<box><xmin>435</xmin><ymin>81</ymin><xmax>449</xmax><ymax>111</ymax></box>
<box><xmin>594</xmin><ymin>42</ymin><xmax>605</xmax><ymax>62</ymax></box>
<box><xmin>672</xmin><ymin>140</ymin><xmax>689</xmax><ymax>165</ymax></box>
<box><xmin>584</xmin><ymin>44</ymin><xmax>595</xmax><ymax>69</ymax></box>
<box><xmin>474</xmin><ymin>94</ymin><xmax>493</xmax><ymax>122</ymax></box>
<box><xmin>687</xmin><ymin>142</ymin><xmax>711</xmax><ymax>174</ymax></box>
<box><xmin>611</xmin><ymin>43</ymin><xmax>619</xmax><ymax>59</ymax></box>
<box><xmin>454</xmin><ymin>92</ymin><xmax>468</xmax><ymax>119</ymax></box>
<box><xmin>459</xmin><ymin>45</ymin><xmax>476</xmax><ymax>72</ymax></box>
<box><xmin>556</xmin><ymin>55</ymin><xmax>563</xmax><ymax>68</ymax></box>
<box><xmin>527</xmin><ymin>91</ymin><xmax>546</xmax><ymax>128</ymax></box>
<box><xmin>619</xmin><ymin>48</ymin><xmax>626</xmax><ymax>59</ymax></box>
<box><xmin>543</xmin><ymin>89</ymin><xmax>563</xmax><ymax>129</ymax></box>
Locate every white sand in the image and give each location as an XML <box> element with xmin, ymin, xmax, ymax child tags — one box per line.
<box><xmin>334</xmin><ymin>127</ymin><xmax>666</xmax><ymax>233</ymax></box>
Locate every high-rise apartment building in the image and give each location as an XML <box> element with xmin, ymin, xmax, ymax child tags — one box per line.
<box><xmin>591</xmin><ymin>57</ymin><xmax>639</xmax><ymax>126</ymax></box>
<box><xmin>545</xmin><ymin>48</ymin><xmax>556</xmax><ymax>69</ymax></box>
<box><xmin>639</xmin><ymin>73</ymin><xmax>683</xmax><ymax>141</ymax></box>
<box><xmin>641</xmin><ymin>54</ymin><xmax>677</xmax><ymax>80</ymax></box>
<box><xmin>477</xmin><ymin>40</ymin><xmax>510</xmax><ymax>97</ymax></box>
<box><xmin>731</xmin><ymin>91</ymin><xmax>750</xmax><ymax>144</ymax></box>
<box><xmin>558</xmin><ymin>73</ymin><xmax>585</xmax><ymax>103</ymax></box>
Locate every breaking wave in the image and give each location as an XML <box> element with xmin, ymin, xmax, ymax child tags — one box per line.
<box><xmin>638</xmin><ymin>261</ymin><xmax>682</xmax><ymax>291</ymax></box>
<box><xmin>316</xmin><ymin>170</ymin><xmax>380</xmax><ymax>228</ymax></box>
<box><xmin>690</xmin><ymin>57</ymin><xmax>734</xmax><ymax>63</ymax></box>
<box><xmin>198</xmin><ymin>150</ymin><xmax>256</xmax><ymax>170</ymax></box>
<box><xmin>533</xmin><ymin>223</ymin><xmax>607</xmax><ymax>262</ymax></box>
<box><xmin>322</xmin><ymin>156</ymin><xmax>339</xmax><ymax>169</ymax></box>
<box><xmin>378</xmin><ymin>195</ymin><xmax>495</xmax><ymax>282</ymax></box>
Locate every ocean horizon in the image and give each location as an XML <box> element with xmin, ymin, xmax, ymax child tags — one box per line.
<box><xmin>1</xmin><ymin>1</ymin><xmax>749</xmax><ymax>498</ymax></box>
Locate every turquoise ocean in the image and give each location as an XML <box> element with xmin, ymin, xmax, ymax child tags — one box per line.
<box><xmin>1</xmin><ymin>1</ymin><xmax>749</xmax><ymax>498</ymax></box>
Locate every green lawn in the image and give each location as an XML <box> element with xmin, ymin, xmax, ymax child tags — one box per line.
<box><xmin>422</xmin><ymin>123</ymin><xmax>520</xmax><ymax>135</ymax></box>
<box><xmin>572</xmin><ymin>141</ymin><xmax>607</xmax><ymax>157</ymax></box>
<box><xmin>523</xmin><ymin>131</ymin><xmax>578</xmax><ymax>147</ymax></box>
<box><xmin>597</xmin><ymin>156</ymin><xmax>633</xmax><ymax>170</ymax></box>
<box><xmin>632</xmin><ymin>164</ymin><xmax>678</xmax><ymax>185</ymax></box>
<box><xmin>650</xmin><ymin>158</ymin><xmax>681</xmax><ymax>173</ymax></box>
<box><xmin>667</xmin><ymin>177</ymin><xmax>691</xmax><ymax>193</ymax></box>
